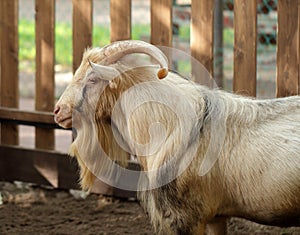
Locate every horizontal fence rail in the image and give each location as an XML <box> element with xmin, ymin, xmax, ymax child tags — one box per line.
<box><xmin>0</xmin><ymin>0</ymin><xmax>299</xmax><ymax>197</ymax></box>
<box><xmin>0</xmin><ymin>108</ymin><xmax>60</xmax><ymax>129</ymax></box>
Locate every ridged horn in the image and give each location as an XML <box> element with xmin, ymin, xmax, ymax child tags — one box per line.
<box><xmin>100</xmin><ymin>40</ymin><xmax>169</xmax><ymax>79</ymax></box>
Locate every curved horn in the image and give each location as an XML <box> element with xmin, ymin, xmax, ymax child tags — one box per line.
<box><xmin>100</xmin><ymin>40</ymin><xmax>169</xmax><ymax>79</ymax></box>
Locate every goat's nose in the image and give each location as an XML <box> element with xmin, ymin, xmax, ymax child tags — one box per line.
<box><xmin>54</xmin><ymin>105</ymin><xmax>60</xmax><ymax>115</ymax></box>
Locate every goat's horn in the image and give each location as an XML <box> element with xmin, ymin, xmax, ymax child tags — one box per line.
<box><xmin>88</xmin><ymin>60</ymin><xmax>120</xmax><ymax>81</ymax></box>
<box><xmin>100</xmin><ymin>40</ymin><xmax>169</xmax><ymax>79</ymax></box>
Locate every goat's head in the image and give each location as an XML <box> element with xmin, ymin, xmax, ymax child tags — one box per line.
<box><xmin>54</xmin><ymin>40</ymin><xmax>168</xmax><ymax>129</ymax></box>
<box><xmin>54</xmin><ymin>40</ymin><xmax>170</xmax><ymax>190</ymax></box>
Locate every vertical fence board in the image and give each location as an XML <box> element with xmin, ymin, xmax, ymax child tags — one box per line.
<box><xmin>299</xmin><ymin>0</ymin><xmax>300</xmax><ymax>94</ymax></box>
<box><xmin>150</xmin><ymin>0</ymin><xmax>172</xmax><ymax>47</ymax></box>
<box><xmin>72</xmin><ymin>0</ymin><xmax>93</xmax><ymax>73</ymax></box>
<box><xmin>233</xmin><ymin>0</ymin><xmax>257</xmax><ymax>96</ymax></box>
<box><xmin>110</xmin><ymin>0</ymin><xmax>131</xmax><ymax>42</ymax></box>
<box><xmin>35</xmin><ymin>0</ymin><xmax>55</xmax><ymax>150</ymax></box>
<box><xmin>0</xmin><ymin>0</ymin><xmax>19</xmax><ymax>145</ymax></box>
<box><xmin>191</xmin><ymin>0</ymin><xmax>214</xmax><ymax>86</ymax></box>
<box><xmin>276</xmin><ymin>0</ymin><xmax>299</xmax><ymax>97</ymax></box>
<box><xmin>214</xmin><ymin>0</ymin><xmax>224</xmax><ymax>88</ymax></box>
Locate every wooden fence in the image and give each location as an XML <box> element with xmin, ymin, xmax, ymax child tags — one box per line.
<box><xmin>0</xmin><ymin>0</ymin><xmax>299</xmax><ymax>197</ymax></box>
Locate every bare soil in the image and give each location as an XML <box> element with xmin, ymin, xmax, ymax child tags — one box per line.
<box><xmin>0</xmin><ymin>182</ymin><xmax>299</xmax><ymax>235</ymax></box>
<box><xmin>0</xmin><ymin>182</ymin><xmax>152</xmax><ymax>235</ymax></box>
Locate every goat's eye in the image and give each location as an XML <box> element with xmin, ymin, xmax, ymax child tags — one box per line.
<box><xmin>87</xmin><ymin>76</ymin><xmax>98</xmax><ymax>84</ymax></box>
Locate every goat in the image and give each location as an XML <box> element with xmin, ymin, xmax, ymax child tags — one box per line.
<box><xmin>54</xmin><ymin>40</ymin><xmax>300</xmax><ymax>235</ymax></box>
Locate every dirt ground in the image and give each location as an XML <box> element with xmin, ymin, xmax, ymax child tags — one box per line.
<box><xmin>0</xmin><ymin>182</ymin><xmax>152</xmax><ymax>235</ymax></box>
<box><xmin>0</xmin><ymin>182</ymin><xmax>299</xmax><ymax>235</ymax></box>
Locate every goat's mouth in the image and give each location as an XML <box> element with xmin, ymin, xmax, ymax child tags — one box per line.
<box><xmin>54</xmin><ymin>114</ymin><xmax>72</xmax><ymax>129</ymax></box>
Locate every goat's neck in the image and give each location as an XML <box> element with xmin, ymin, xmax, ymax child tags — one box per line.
<box><xmin>208</xmin><ymin>90</ymin><xmax>299</xmax><ymax>128</ymax></box>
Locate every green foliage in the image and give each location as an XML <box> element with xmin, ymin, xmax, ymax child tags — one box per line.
<box><xmin>19</xmin><ymin>20</ymin><xmax>154</xmax><ymax>67</ymax></box>
<box><xmin>223</xmin><ymin>28</ymin><xmax>234</xmax><ymax>47</ymax></box>
<box><xmin>19</xmin><ymin>19</ymin><xmax>35</xmax><ymax>61</ymax></box>
<box><xmin>179</xmin><ymin>25</ymin><xmax>190</xmax><ymax>40</ymax></box>
<box><xmin>132</xmin><ymin>24</ymin><xmax>150</xmax><ymax>40</ymax></box>
<box><xmin>92</xmin><ymin>26</ymin><xmax>110</xmax><ymax>47</ymax></box>
<box><xmin>19</xmin><ymin>20</ymin><xmax>235</xmax><ymax>68</ymax></box>
<box><xmin>55</xmin><ymin>22</ymin><xmax>72</xmax><ymax>66</ymax></box>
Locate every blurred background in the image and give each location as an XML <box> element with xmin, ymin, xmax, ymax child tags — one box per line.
<box><xmin>17</xmin><ymin>0</ymin><xmax>278</xmax><ymax>152</ymax></box>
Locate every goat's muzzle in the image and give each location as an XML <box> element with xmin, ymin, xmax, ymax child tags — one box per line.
<box><xmin>53</xmin><ymin>103</ymin><xmax>73</xmax><ymax>129</ymax></box>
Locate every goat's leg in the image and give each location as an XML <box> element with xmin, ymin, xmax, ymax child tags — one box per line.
<box><xmin>193</xmin><ymin>222</ymin><xmax>206</xmax><ymax>235</ymax></box>
<box><xmin>205</xmin><ymin>217</ymin><xmax>227</xmax><ymax>235</ymax></box>
<box><xmin>174</xmin><ymin>222</ymin><xmax>206</xmax><ymax>235</ymax></box>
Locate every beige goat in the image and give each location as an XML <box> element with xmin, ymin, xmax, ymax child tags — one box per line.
<box><xmin>54</xmin><ymin>40</ymin><xmax>300</xmax><ymax>235</ymax></box>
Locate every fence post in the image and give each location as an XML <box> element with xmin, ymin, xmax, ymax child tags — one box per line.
<box><xmin>0</xmin><ymin>0</ymin><xmax>19</xmax><ymax>145</ymax></box>
<box><xmin>214</xmin><ymin>0</ymin><xmax>224</xmax><ymax>88</ymax></box>
<box><xmin>110</xmin><ymin>0</ymin><xmax>131</xmax><ymax>42</ymax></box>
<box><xmin>233</xmin><ymin>0</ymin><xmax>257</xmax><ymax>97</ymax></box>
<box><xmin>35</xmin><ymin>0</ymin><xmax>58</xmax><ymax>187</ymax></box>
<box><xmin>299</xmin><ymin>0</ymin><xmax>300</xmax><ymax>95</ymax></box>
<box><xmin>35</xmin><ymin>0</ymin><xmax>55</xmax><ymax>150</ymax></box>
<box><xmin>150</xmin><ymin>0</ymin><xmax>173</xmax><ymax>47</ymax></box>
<box><xmin>276</xmin><ymin>0</ymin><xmax>299</xmax><ymax>97</ymax></box>
<box><xmin>72</xmin><ymin>0</ymin><xmax>93</xmax><ymax>73</ymax></box>
<box><xmin>191</xmin><ymin>0</ymin><xmax>215</xmax><ymax>86</ymax></box>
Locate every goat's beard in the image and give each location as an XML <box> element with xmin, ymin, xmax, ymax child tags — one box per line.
<box><xmin>69</xmin><ymin>144</ymin><xmax>95</xmax><ymax>191</ymax></box>
<box><xmin>69</xmin><ymin>119</ymin><xmax>98</xmax><ymax>191</ymax></box>
<box><xmin>69</xmin><ymin>115</ymin><xmax>130</xmax><ymax>191</ymax></box>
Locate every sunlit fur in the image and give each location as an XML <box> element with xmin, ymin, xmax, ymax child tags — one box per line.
<box><xmin>69</xmin><ymin>65</ymin><xmax>191</xmax><ymax>190</ymax></box>
<box><xmin>56</xmin><ymin>48</ymin><xmax>152</xmax><ymax>190</ymax></box>
<box><xmin>57</xmin><ymin>47</ymin><xmax>300</xmax><ymax>234</ymax></box>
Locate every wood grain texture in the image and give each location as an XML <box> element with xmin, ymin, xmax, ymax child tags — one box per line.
<box><xmin>0</xmin><ymin>0</ymin><xmax>19</xmax><ymax>145</ymax></box>
<box><xmin>191</xmin><ymin>0</ymin><xmax>214</xmax><ymax>86</ymax></box>
<box><xmin>233</xmin><ymin>0</ymin><xmax>257</xmax><ymax>97</ymax></box>
<box><xmin>0</xmin><ymin>145</ymin><xmax>78</xmax><ymax>189</ymax></box>
<box><xmin>214</xmin><ymin>0</ymin><xmax>224</xmax><ymax>88</ymax></box>
<box><xmin>0</xmin><ymin>107</ymin><xmax>60</xmax><ymax>129</ymax></box>
<box><xmin>0</xmin><ymin>145</ymin><xmax>138</xmax><ymax>197</ymax></box>
<box><xmin>276</xmin><ymin>0</ymin><xmax>299</xmax><ymax>97</ymax></box>
<box><xmin>35</xmin><ymin>0</ymin><xmax>55</xmax><ymax>150</ymax></box>
<box><xmin>72</xmin><ymin>0</ymin><xmax>93</xmax><ymax>72</ymax></box>
<box><xmin>110</xmin><ymin>0</ymin><xmax>131</xmax><ymax>42</ymax></box>
<box><xmin>150</xmin><ymin>0</ymin><xmax>172</xmax><ymax>47</ymax></box>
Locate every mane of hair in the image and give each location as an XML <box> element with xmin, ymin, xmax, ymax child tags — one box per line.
<box><xmin>70</xmin><ymin>50</ymin><xmax>300</xmax><ymax>194</ymax></box>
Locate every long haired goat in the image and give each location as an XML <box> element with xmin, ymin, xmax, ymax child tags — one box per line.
<box><xmin>54</xmin><ymin>40</ymin><xmax>300</xmax><ymax>235</ymax></box>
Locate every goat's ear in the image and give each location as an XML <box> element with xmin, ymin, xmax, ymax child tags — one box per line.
<box><xmin>88</xmin><ymin>60</ymin><xmax>120</xmax><ymax>81</ymax></box>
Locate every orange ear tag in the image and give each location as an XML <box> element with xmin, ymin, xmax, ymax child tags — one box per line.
<box><xmin>157</xmin><ymin>68</ymin><xmax>168</xmax><ymax>79</ymax></box>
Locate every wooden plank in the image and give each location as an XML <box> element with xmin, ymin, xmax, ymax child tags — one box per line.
<box><xmin>214</xmin><ymin>0</ymin><xmax>224</xmax><ymax>88</ymax></box>
<box><xmin>0</xmin><ymin>107</ymin><xmax>63</xmax><ymax>129</ymax></box>
<box><xmin>233</xmin><ymin>0</ymin><xmax>257</xmax><ymax>97</ymax></box>
<box><xmin>0</xmin><ymin>0</ymin><xmax>19</xmax><ymax>145</ymax></box>
<box><xmin>299</xmin><ymin>0</ymin><xmax>300</xmax><ymax>94</ymax></box>
<box><xmin>0</xmin><ymin>145</ymin><xmax>137</xmax><ymax>197</ymax></box>
<box><xmin>35</xmin><ymin>0</ymin><xmax>55</xmax><ymax>150</ymax></box>
<box><xmin>72</xmin><ymin>0</ymin><xmax>93</xmax><ymax>73</ymax></box>
<box><xmin>191</xmin><ymin>0</ymin><xmax>214</xmax><ymax>86</ymax></box>
<box><xmin>276</xmin><ymin>0</ymin><xmax>299</xmax><ymax>97</ymax></box>
<box><xmin>0</xmin><ymin>145</ymin><xmax>79</xmax><ymax>189</ymax></box>
<box><xmin>150</xmin><ymin>0</ymin><xmax>173</xmax><ymax>47</ymax></box>
<box><xmin>110</xmin><ymin>0</ymin><xmax>131</xmax><ymax>42</ymax></box>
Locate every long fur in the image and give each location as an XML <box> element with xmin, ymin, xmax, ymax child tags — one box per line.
<box><xmin>60</xmin><ymin>47</ymin><xmax>300</xmax><ymax>234</ymax></box>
